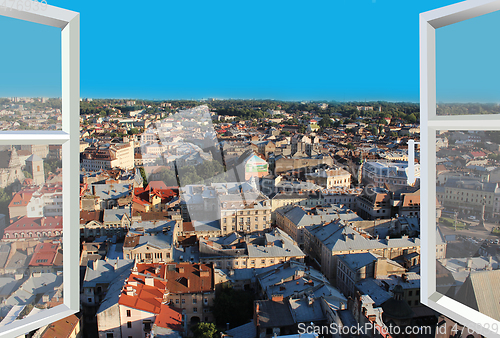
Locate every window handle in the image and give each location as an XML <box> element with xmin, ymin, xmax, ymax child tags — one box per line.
<box><xmin>408</xmin><ymin>139</ymin><xmax>420</xmax><ymax>185</ymax></box>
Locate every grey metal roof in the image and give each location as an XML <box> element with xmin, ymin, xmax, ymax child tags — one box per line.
<box><xmin>255</xmin><ymin>299</ymin><xmax>295</xmax><ymax>328</ymax></box>
<box><xmin>338</xmin><ymin>252</ymin><xmax>379</xmax><ymax>271</ymax></box>
<box><xmin>0</xmin><ymin>273</ymin><xmax>62</xmax><ymax>317</ymax></box>
<box><xmin>283</xmin><ymin>206</ymin><xmax>362</xmax><ymax>229</ymax></box>
<box><xmin>289</xmin><ymin>298</ymin><xmax>326</xmax><ymax>323</ymax></box>
<box><xmin>83</xmin><ymin>258</ymin><xmax>133</xmax><ymax>287</ymax></box>
<box><xmin>92</xmin><ymin>183</ymin><xmax>131</xmax><ymax>200</ymax></box>
<box><xmin>247</xmin><ymin>229</ymin><xmax>304</xmax><ymax>259</ymax></box>
<box><xmin>445</xmin><ymin>178</ymin><xmax>499</xmax><ymax>193</ymax></box>
<box><xmin>192</xmin><ymin>220</ymin><xmax>220</xmax><ymax>232</ymax></box>
<box><xmin>306</xmin><ymin>222</ymin><xmax>385</xmax><ymax>252</ymax></box>
<box><xmin>0</xmin><ymin>243</ymin><xmax>11</xmax><ymax>269</ymax></box>
<box><xmin>5</xmin><ymin>251</ymin><xmax>28</xmax><ymax>271</ymax></box>
<box><xmin>103</xmin><ymin>208</ymin><xmax>131</xmax><ymax>223</ymax></box>
<box><xmin>224</xmin><ymin>322</ymin><xmax>256</xmax><ymax>338</ymax></box>
<box><xmin>137</xmin><ymin>233</ymin><xmax>174</xmax><ymax>250</ymax></box>
<box><xmin>455</xmin><ymin>269</ymin><xmax>500</xmax><ymax>321</ymax></box>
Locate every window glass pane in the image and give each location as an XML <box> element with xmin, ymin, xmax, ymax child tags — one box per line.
<box><xmin>0</xmin><ymin>145</ymin><xmax>63</xmax><ymax>324</ymax></box>
<box><xmin>0</xmin><ymin>16</ymin><xmax>61</xmax><ymax>130</ymax></box>
<box><xmin>436</xmin><ymin>11</ymin><xmax>500</xmax><ymax>116</ymax></box>
<box><xmin>436</xmin><ymin>130</ymin><xmax>500</xmax><ymax>321</ymax></box>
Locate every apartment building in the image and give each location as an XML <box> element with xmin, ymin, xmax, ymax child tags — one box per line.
<box><xmin>442</xmin><ymin>178</ymin><xmax>499</xmax><ymax>218</ymax></box>
<box><xmin>305</xmin><ymin>166</ymin><xmax>352</xmax><ymax>189</ymax></box>
<box><xmin>123</xmin><ymin>220</ymin><xmax>180</xmax><ymax>263</ymax></box>
<box><xmin>181</xmin><ymin>182</ymin><xmax>272</xmax><ymax>235</ymax></box>
<box><xmin>219</xmin><ymin>191</ymin><xmax>272</xmax><ymax>235</ymax></box>
<box><xmin>270</xmin><ymin>188</ymin><xmax>362</xmax><ymax>221</ymax></box>
<box><xmin>305</xmin><ymin>221</ymin><xmax>446</xmax><ymax>285</ymax></box>
<box><xmin>81</xmin><ymin>142</ymin><xmax>134</xmax><ymax>170</ymax></box>
<box><xmin>118</xmin><ymin>262</ymin><xmax>215</xmax><ymax>337</ymax></box>
<box><xmin>276</xmin><ymin>205</ymin><xmax>362</xmax><ymax>249</ymax></box>
<box><xmin>362</xmin><ymin>160</ymin><xmax>419</xmax><ymax>189</ymax></box>
<box><xmin>80</xmin><ymin>208</ymin><xmax>131</xmax><ymax>240</ymax></box>
<box><xmin>356</xmin><ymin>186</ymin><xmax>392</xmax><ymax>220</ymax></box>
<box><xmin>199</xmin><ymin>228</ymin><xmax>305</xmax><ymax>270</ymax></box>
<box><xmin>3</xmin><ymin>216</ymin><xmax>63</xmax><ymax>241</ymax></box>
<box><xmin>336</xmin><ymin>252</ymin><xmax>406</xmax><ymax>298</ymax></box>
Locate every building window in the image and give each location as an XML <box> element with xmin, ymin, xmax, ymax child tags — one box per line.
<box><xmin>420</xmin><ymin>3</ymin><xmax>500</xmax><ymax>335</ymax></box>
<box><xmin>0</xmin><ymin>4</ymin><xmax>79</xmax><ymax>337</ymax></box>
<box><xmin>126</xmin><ymin>310</ymin><xmax>131</xmax><ymax>317</ymax></box>
<box><xmin>193</xmin><ymin>298</ymin><xmax>197</xmax><ymax>304</ymax></box>
<box><xmin>193</xmin><ymin>307</ymin><xmax>198</xmax><ymax>313</ymax></box>
<box><xmin>182</xmin><ymin>299</ymin><xmax>185</xmax><ymax>304</ymax></box>
<box><xmin>127</xmin><ymin>322</ymin><xmax>132</xmax><ymax>329</ymax></box>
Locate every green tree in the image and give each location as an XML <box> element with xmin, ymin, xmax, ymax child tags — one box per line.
<box><xmin>138</xmin><ymin>167</ymin><xmax>148</xmax><ymax>187</ymax></box>
<box><xmin>346</xmin><ymin>142</ymin><xmax>355</xmax><ymax>150</ymax></box>
<box><xmin>406</xmin><ymin>113</ymin><xmax>417</xmax><ymax>124</ymax></box>
<box><xmin>22</xmin><ymin>171</ymin><xmax>32</xmax><ymax>179</ymax></box>
<box><xmin>44</xmin><ymin>159</ymin><xmax>62</xmax><ymax>177</ymax></box>
<box><xmin>191</xmin><ymin>322</ymin><xmax>219</xmax><ymax>338</ymax></box>
<box><xmin>155</xmin><ymin>167</ymin><xmax>178</xmax><ymax>186</ymax></box>
<box><xmin>128</xmin><ymin>128</ymin><xmax>140</xmax><ymax>135</ymax></box>
<box><xmin>318</xmin><ymin>117</ymin><xmax>334</xmax><ymax>128</ymax></box>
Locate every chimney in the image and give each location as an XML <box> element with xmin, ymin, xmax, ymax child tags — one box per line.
<box><xmin>489</xmin><ymin>256</ymin><xmax>493</xmax><ymax>265</ymax></box>
<box><xmin>271</xmin><ymin>294</ymin><xmax>284</xmax><ymax>302</ymax></box>
<box><xmin>307</xmin><ymin>295</ymin><xmax>314</xmax><ymax>307</ymax></box>
<box><xmin>467</xmin><ymin>257</ymin><xmax>473</xmax><ymax>269</ymax></box>
<box><xmin>145</xmin><ymin>277</ymin><xmax>154</xmax><ymax>287</ymax></box>
<box><xmin>255</xmin><ymin>303</ymin><xmax>260</xmax><ymax>327</ymax></box>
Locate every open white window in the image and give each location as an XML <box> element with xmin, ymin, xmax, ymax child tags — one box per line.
<box><xmin>0</xmin><ymin>3</ymin><xmax>79</xmax><ymax>337</ymax></box>
<box><xmin>421</xmin><ymin>0</ymin><xmax>500</xmax><ymax>336</ymax></box>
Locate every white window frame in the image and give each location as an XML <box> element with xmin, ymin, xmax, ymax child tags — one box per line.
<box><xmin>421</xmin><ymin>1</ymin><xmax>500</xmax><ymax>336</ymax></box>
<box><xmin>0</xmin><ymin>3</ymin><xmax>79</xmax><ymax>337</ymax></box>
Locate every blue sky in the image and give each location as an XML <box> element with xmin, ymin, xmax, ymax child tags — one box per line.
<box><xmin>2</xmin><ymin>0</ymin><xmax>497</xmax><ymax>102</ymax></box>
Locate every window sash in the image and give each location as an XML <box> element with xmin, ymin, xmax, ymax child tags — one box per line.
<box><xmin>0</xmin><ymin>4</ymin><xmax>79</xmax><ymax>338</ymax></box>
<box><xmin>420</xmin><ymin>1</ymin><xmax>500</xmax><ymax>336</ymax></box>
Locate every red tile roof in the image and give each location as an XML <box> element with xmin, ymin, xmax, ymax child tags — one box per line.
<box><xmin>155</xmin><ymin>304</ymin><xmax>183</xmax><ymax>331</ymax></box>
<box><xmin>80</xmin><ymin>210</ymin><xmax>103</xmax><ymax>224</ymax></box>
<box><xmin>470</xmin><ymin>151</ymin><xmax>487</xmax><ymax>158</ymax></box>
<box><xmin>4</xmin><ymin>216</ymin><xmax>63</xmax><ymax>238</ymax></box>
<box><xmin>29</xmin><ymin>242</ymin><xmax>61</xmax><ymax>266</ymax></box>
<box><xmin>119</xmin><ymin>274</ymin><xmax>167</xmax><ymax>314</ymax></box>
<box><xmin>40</xmin><ymin>314</ymin><xmax>80</xmax><ymax>338</ymax></box>
<box><xmin>8</xmin><ymin>189</ymin><xmax>36</xmax><ymax>208</ymax></box>
<box><xmin>145</xmin><ymin>181</ymin><xmax>169</xmax><ymax>190</ymax></box>
<box><xmin>119</xmin><ymin>263</ymin><xmax>214</xmax><ymax>316</ymax></box>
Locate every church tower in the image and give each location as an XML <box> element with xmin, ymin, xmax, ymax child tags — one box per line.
<box><xmin>25</xmin><ymin>154</ymin><xmax>45</xmax><ymax>186</ymax></box>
